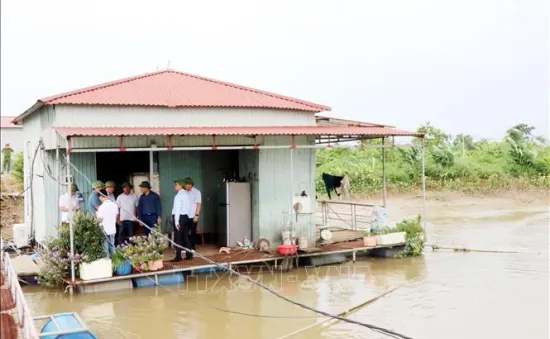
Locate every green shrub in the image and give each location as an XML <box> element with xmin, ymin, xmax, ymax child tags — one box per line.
<box><xmin>395</xmin><ymin>215</ymin><xmax>425</xmax><ymax>257</ymax></box>
<box><xmin>10</xmin><ymin>152</ymin><xmax>23</xmax><ymax>182</ymax></box>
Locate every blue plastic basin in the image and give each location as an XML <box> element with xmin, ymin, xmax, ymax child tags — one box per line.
<box><xmin>41</xmin><ymin>313</ymin><xmax>96</xmax><ymax>339</ymax></box>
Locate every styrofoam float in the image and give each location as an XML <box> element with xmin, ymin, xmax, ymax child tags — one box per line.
<box><xmin>375</xmin><ymin>232</ymin><xmax>406</xmax><ymax>246</ymax></box>
<box><xmin>79</xmin><ymin>259</ymin><xmax>112</xmax><ymax>281</ymax></box>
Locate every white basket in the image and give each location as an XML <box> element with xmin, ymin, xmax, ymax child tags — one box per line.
<box><xmin>79</xmin><ymin>258</ymin><xmax>113</xmax><ymax>281</ymax></box>
<box><xmin>375</xmin><ymin>232</ymin><xmax>406</xmax><ymax>246</ymax></box>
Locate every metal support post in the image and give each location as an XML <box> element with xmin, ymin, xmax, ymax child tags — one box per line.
<box><xmin>56</xmin><ymin>146</ymin><xmax>60</xmax><ymax>226</ymax></box>
<box><xmin>149</xmin><ymin>150</ymin><xmax>154</xmax><ymax>188</ymax></box>
<box><xmin>382</xmin><ymin>137</ymin><xmax>387</xmax><ymax>207</ymax></box>
<box><xmin>66</xmin><ymin>138</ymin><xmax>75</xmax><ymax>295</ymax></box>
<box><xmin>421</xmin><ymin>138</ymin><xmax>427</xmax><ymax>235</ymax></box>
<box><xmin>289</xmin><ymin>136</ymin><xmax>295</xmax><ymax>214</ymax></box>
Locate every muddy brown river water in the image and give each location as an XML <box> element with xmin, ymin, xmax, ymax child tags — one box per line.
<box><xmin>24</xmin><ymin>195</ymin><xmax>549</xmax><ymax>339</ymax></box>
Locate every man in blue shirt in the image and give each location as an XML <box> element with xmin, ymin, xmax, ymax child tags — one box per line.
<box><xmin>87</xmin><ymin>180</ymin><xmax>104</xmax><ymax>217</ymax></box>
<box><xmin>137</xmin><ymin>181</ymin><xmax>162</xmax><ymax>235</ymax></box>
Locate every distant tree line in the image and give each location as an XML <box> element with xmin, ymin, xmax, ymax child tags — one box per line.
<box><xmin>316</xmin><ymin>123</ymin><xmax>550</xmax><ymax>194</ymax></box>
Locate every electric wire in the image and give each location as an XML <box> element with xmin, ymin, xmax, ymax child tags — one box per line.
<box><xmin>26</xmin><ymin>141</ymin><xmax>40</xmax><ymax>240</ymax></box>
<box><xmin>63</xmin><ymin>155</ymin><xmax>415</xmax><ymax>339</ymax></box>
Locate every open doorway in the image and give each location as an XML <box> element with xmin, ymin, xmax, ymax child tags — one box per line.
<box><xmin>96</xmin><ymin>151</ymin><xmax>154</xmax><ymax>196</ymax></box>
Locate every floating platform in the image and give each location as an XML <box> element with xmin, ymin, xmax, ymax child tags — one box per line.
<box><xmin>65</xmin><ymin>240</ymin><xmax>405</xmax><ymax>293</ymax></box>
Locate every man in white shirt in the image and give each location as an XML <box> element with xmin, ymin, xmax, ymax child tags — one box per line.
<box><xmin>183</xmin><ymin>177</ymin><xmax>202</xmax><ymax>250</ymax></box>
<box><xmin>59</xmin><ymin>184</ymin><xmax>80</xmax><ymax>224</ymax></box>
<box><xmin>105</xmin><ymin>181</ymin><xmax>116</xmax><ymax>201</ymax></box>
<box><xmin>116</xmin><ymin>182</ymin><xmax>138</xmax><ymax>244</ymax></box>
<box><xmin>96</xmin><ymin>189</ymin><xmax>119</xmax><ymax>257</ymax></box>
<box><xmin>170</xmin><ymin>179</ymin><xmax>193</xmax><ymax>262</ymax></box>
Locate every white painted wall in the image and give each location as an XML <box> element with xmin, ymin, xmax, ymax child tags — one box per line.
<box><xmin>53</xmin><ymin>105</ymin><xmax>317</xmax><ymax>127</ymax></box>
<box><xmin>0</xmin><ymin>128</ymin><xmax>23</xmax><ymax>152</ymax></box>
<box><xmin>21</xmin><ymin>113</ymin><xmax>49</xmax><ymax>242</ymax></box>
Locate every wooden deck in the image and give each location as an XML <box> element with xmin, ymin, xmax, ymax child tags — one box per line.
<box><xmin>67</xmin><ymin>240</ymin><xmax>405</xmax><ymax>287</ymax></box>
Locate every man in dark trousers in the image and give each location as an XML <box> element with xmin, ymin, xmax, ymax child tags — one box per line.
<box><xmin>170</xmin><ymin>179</ymin><xmax>193</xmax><ymax>262</ymax></box>
<box><xmin>183</xmin><ymin>177</ymin><xmax>201</xmax><ymax>250</ymax></box>
<box><xmin>137</xmin><ymin>181</ymin><xmax>162</xmax><ymax>235</ymax></box>
<box><xmin>2</xmin><ymin>143</ymin><xmax>14</xmax><ymax>174</ymax></box>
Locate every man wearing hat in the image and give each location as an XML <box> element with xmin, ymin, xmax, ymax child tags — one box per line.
<box><xmin>171</xmin><ymin>179</ymin><xmax>193</xmax><ymax>261</ymax></box>
<box><xmin>116</xmin><ymin>182</ymin><xmax>138</xmax><ymax>244</ymax></box>
<box><xmin>183</xmin><ymin>177</ymin><xmax>201</xmax><ymax>251</ymax></box>
<box><xmin>87</xmin><ymin>180</ymin><xmax>104</xmax><ymax>217</ymax></box>
<box><xmin>59</xmin><ymin>183</ymin><xmax>80</xmax><ymax>224</ymax></box>
<box><xmin>2</xmin><ymin>143</ymin><xmax>13</xmax><ymax>174</ymax></box>
<box><xmin>105</xmin><ymin>181</ymin><xmax>117</xmax><ymax>201</ymax></box>
<box><xmin>137</xmin><ymin>181</ymin><xmax>162</xmax><ymax>235</ymax></box>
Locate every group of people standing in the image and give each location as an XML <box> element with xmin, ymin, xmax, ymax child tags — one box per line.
<box><xmin>58</xmin><ymin>177</ymin><xmax>202</xmax><ymax>262</ymax></box>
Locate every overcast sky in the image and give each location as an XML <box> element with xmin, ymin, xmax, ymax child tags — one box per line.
<box><xmin>1</xmin><ymin>0</ymin><xmax>548</xmax><ymax>140</ymax></box>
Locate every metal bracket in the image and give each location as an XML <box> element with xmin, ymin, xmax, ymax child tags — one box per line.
<box><xmin>211</xmin><ymin>135</ymin><xmax>218</xmax><ymax>150</ymax></box>
<box><xmin>119</xmin><ymin>136</ymin><xmax>126</xmax><ymax>151</ymax></box>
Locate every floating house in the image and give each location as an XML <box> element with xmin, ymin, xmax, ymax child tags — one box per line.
<box><xmin>11</xmin><ymin>69</ymin><xmax>421</xmax><ymax>246</ymax></box>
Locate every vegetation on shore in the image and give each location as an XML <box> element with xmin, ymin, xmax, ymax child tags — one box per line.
<box><xmin>316</xmin><ymin>123</ymin><xmax>549</xmax><ymax>195</ymax></box>
<box><xmin>2</xmin><ymin>123</ymin><xmax>548</xmax><ymax>197</ymax></box>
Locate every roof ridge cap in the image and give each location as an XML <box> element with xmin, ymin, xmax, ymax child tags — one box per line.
<box><xmin>40</xmin><ymin>70</ymin><xmax>170</xmax><ymax>104</ymax></box>
<box><xmin>166</xmin><ymin>70</ymin><xmax>330</xmax><ymax>111</ymax></box>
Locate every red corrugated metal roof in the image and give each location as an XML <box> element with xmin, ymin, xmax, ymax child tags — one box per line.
<box><xmin>315</xmin><ymin>115</ymin><xmax>393</xmax><ymax>128</ymax></box>
<box><xmin>14</xmin><ymin>70</ymin><xmax>330</xmax><ymax>124</ymax></box>
<box><xmin>0</xmin><ymin>116</ymin><xmax>21</xmax><ymax>128</ymax></box>
<box><xmin>54</xmin><ymin>126</ymin><xmax>422</xmax><ymax>137</ymax></box>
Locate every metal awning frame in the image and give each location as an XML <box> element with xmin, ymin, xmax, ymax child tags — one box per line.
<box><xmin>55</xmin><ymin>131</ymin><xmax>427</xmax><ymax>292</ymax></box>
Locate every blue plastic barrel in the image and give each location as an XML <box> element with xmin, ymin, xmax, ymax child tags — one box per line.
<box><xmin>41</xmin><ymin>313</ymin><xmax>96</xmax><ymax>339</ymax></box>
<box><xmin>133</xmin><ymin>272</ymin><xmax>184</xmax><ymax>288</ymax></box>
<box><xmin>191</xmin><ymin>266</ymin><xmax>226</xmax><ymax>275</ymax></box>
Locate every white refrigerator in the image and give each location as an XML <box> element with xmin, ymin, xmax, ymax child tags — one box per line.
<box><xmin>217</xmin><ymin>182</ymin><xmax>251</xmax><ymax>247</ymax></box>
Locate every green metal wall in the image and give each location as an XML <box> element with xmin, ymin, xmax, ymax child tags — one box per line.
<box><xmin>257</xmin><ymin>136</ymin><xmax>316</xmax><ymax>246</ymax></box>
<box><xmin>158</xmin><ymin>151</ymin><xmax>202</xmax><ymax>233</ymax></box>
<box><xmin>68</xmin><ymin>152</ymin><xmax>97</xmax><ymax>207</ymax></box>
<box><xmin>238</xmin><ymin>150</ymin><xmax>259</xmax><ymax>239</ymax></box>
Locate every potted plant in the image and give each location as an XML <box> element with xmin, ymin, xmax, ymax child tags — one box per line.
<box><xmin>119</xmin><ymin>236</ymin><xmax>149</xmax><ymax>272</ymax></box>
<box><xmin>146</xmin><ymin>233</ymin><xmax>167</xmax><ymax>271</ymax></box>
<box><xmin>111</xmin><ymin>251</ymin><xmax>131</xmax><ymax>276</ymax></box>
<box><xmin>119</xmin><ymin>233</ymin><xmax>167</xmax><ymax>272</ymax></box>
<box><xmin>362</xmin><ymin>230</ymin><xmax>377</xmax><ymax>247</ymax></box>
<box><xmin>147</xmin><ymin>251</ymin><xmax>164</xmax><ymax>271</ymax></box>
<box><xmin>73</xmin><ymin>212</ymin><xmax>112</xmax><ymax>281</ymax></box>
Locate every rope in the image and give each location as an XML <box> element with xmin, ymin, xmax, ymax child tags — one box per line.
<box><xmin>427</xmin><ymin>244</ymin><xmax>542</xmax><ymax>255</ymax></box>
<box><xmin>63</xmin><ymin>155</ymin><xmax>416</xmax><ymax>339</ymax></box>
<box><xmin>277</xmin><ymin>276</ymin><xmax>422</xmax><ymax>339</ymax></box>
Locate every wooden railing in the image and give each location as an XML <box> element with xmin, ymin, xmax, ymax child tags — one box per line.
<box><xmin>1</xmin><ymin>238</ymin><xmax>40</xmax><ymax>339</ymax></box>
<box><xmin>316</xmin><ymin>200</ymin><xmax>375</xmax><ymax>231</ymax></box>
